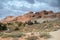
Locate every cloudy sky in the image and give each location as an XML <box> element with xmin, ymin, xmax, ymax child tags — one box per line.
<box><xmin>0</xmin><ymin>0</ymin><xmax>60</xmax><ymax>19</ymax></box>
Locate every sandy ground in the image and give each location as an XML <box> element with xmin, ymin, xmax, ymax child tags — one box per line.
<box><xmin>0</xmin><ymin>37</ymin><xmax>46</xmax><ymax>40</ymax></box>
<box><xmin>0</xmin><ymin>32</ymin><xmax>46</xmax><ymax>40</ymax></box>
<box><xmin>1</xmin><ymin>30</ymin><xmax>60</xmax><ymax>40</ymax></box>
<box><xmin>47</xmin><ymin>30</ymin><xmax>60</xmax><ymax>40</ymax></box>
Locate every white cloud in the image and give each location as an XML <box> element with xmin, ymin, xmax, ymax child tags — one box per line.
<box><xmin>3</xmin><ymin>0</ymin><xmax>60</xmax><ymax>12</ymax></box>
<box><xmin>0</xmin><ymin>0</ymin><xmax>60</xmax><ymax>19</ymax></box>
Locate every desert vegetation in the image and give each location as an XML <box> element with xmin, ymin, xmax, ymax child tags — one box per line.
<box><xmin>26</xmin><ymin>36</ymin><xmax>38</xmax><ymax>40</ymax></box>
<box><xmin>0</xmin><ymin>19</ymin><xmax>60</xmax><ymax>38</ymax></box>
<box><xmin>0</xmin><ymin>17</ymin><xmax>60</xmax><ymax>40</ymax></box>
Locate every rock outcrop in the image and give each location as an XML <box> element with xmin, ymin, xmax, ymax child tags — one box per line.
<box><xmin>0</xmin><ymin>10</ymin><xmax>60</xmax><ymax>23</ymax></box>
<box><xmin>0</xmin><ymin>16</ymin><xmax>15</xmax><ymax>23</ymax></box>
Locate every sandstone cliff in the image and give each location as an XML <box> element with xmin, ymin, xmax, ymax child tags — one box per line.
<box><xmin>0</xmin><ymin>10</ymin><xmax>60</xmax><ymax>23</ymax></box>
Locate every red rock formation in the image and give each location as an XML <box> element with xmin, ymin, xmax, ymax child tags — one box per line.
<box><xmin>12</xmin><ymin>11</ymin><xmax>34</xmax><ymax>22</ymax></box>
<box><xmin>0</xmin><ymin>10</ymin><xmax>60</xmax><ymax>23</ymax></box>
<box><xmin>0</xmin><ymin>16</ymin><xmax>15</xmax><ymax>23</ymax></box>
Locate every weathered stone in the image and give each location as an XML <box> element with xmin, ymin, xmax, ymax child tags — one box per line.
<box><xmin>0</xmin><ymin>10</ymin><xmax>60</xmax><ymax>23</ymax></box>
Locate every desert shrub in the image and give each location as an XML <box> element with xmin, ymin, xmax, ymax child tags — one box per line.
<box><xmin>0</xmin><ymin>23</ymin><xmax>7</xmax><ymax>30</ymax></box>
<box><xmin>0</xmin><ymin>33</ymin><xmax>3</xmax><ymax>36</ymax></box>
<box><xmin>13</xmin><ymin>37</ymin><xmax>19</xmax><ymax>40</ymax></box>
<box><xmin>34</xmin><ymin>21</ymin><xmax>38</xmax><ymax>24</ymax></box>
<box><xmin>14</xmin><ymin>27</ymin><xmax>19</xmax><ymax>31</ymax></box>
<box><xmin>8</xmin><ymin>33</ymin><xmax>24</xmax><ymax>37</ymax></box>
<box><xmin>6</xmin><ymin>22</ymin><xmax>20</xmax><ymax>32</ymax></box>
<box><xmin>7</xmin><ymin>26</ymin><xmax>16</xmax><ymax>32</ymax></box>
<box><xmin>26</xmin><ymin>36</ymin><xmax>38</xmax><ymax>40</ymax></box>
<box><xmin>7</xmin><ymin>22</ymin><xmax>13</xmax><ymax>25</ymax></box>
<box><xmin>39</xmin><ymin>32</ymin><xmax>51</xmax><ymax>39</ymax></box>
<box><xmin>21</xmin><ymin>23</ymin><xmax>26</xmax><ymax>27</ymax></box>
<box><xmin>1</xmin><ymin>33</ymin><xmax>25</xmax><ymax>38</ymax></box>
<box><xmin>27</xmin><ymin>21</ymin><xmax>33</xmax><ymax>25</ymax></box>
<box><xmin>17</xmin><ymin>22</ymin><xmax>22</xmax><ymax>27</ymax></box>
<box><xmin>14</xmin><ymin>22</ymin><xmax>26</xmax><ymax>27</ymax></box>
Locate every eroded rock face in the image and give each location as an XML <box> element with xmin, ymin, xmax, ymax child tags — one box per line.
<box><xmin>12</xmin><ymin>11</ymin><xmax>34</xmax><ymax>23</ymax></box>
<box><xmin>0</xmin><ymin>10</ymin><xmax>60</xmax><ymax>23</ymax></box>
<box><xmin>0</xmin><ymin>16</ymin><xmax>15</xmax><ymax>23</ymax></box>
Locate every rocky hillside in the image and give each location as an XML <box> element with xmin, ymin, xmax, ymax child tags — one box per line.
<box><xmin>0</xmin><ymin>10</ymin><xmax>60</xmax><ymax>23</ymax></box>
<box><xmin>0</xmin><ymin>10</ymin><xmax>60</xmax><ymax>40</ymax></box>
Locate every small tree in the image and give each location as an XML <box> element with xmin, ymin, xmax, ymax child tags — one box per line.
<box><xmin>27</xmin><ymin>21</ymin><xmax>33</xmax><ymax>25</ymax></box>
<box><xmin>0</xmin><ymin>23</ymin><xmax>7</xmax><ymax>30</ymax></box>
<box><xmin>34</xmin><ymin>21</ymin><xmax>38</xmax><ymax>24</ymax></box>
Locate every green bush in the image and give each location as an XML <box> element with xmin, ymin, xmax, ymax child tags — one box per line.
<box><xmin>27</xmin><ymin>21</ymin><xmax>33</xmax><ymax>25</ymax></box>
<box><xmin>0</xmin><ymin>23</ymin><xmax>7</xmax><ymax>30</ymax></box>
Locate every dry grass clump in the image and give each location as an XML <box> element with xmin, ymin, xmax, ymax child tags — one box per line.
<box><xmin>39</xmin><ymin>32</ymin><xmax>51</xmax><ymax>39</ymax></box>
<box><xmin>26</xmin><ymin>36</ymin><xmax>38</xmax><ymax>40</ymax></box>
<box><xmin>0</xmin><ymin>32</ymin><xmax>25</xmax><ymax>38</ymax></box>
